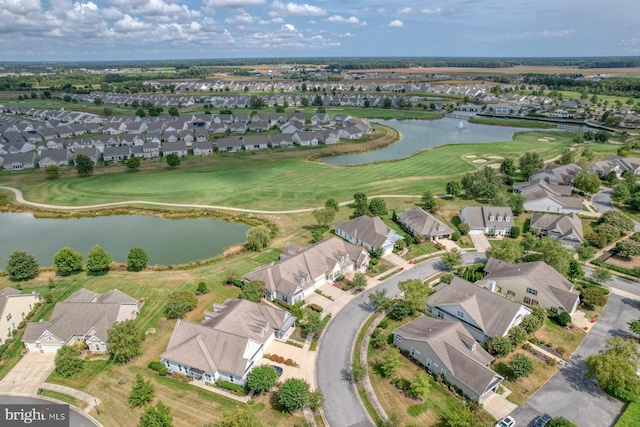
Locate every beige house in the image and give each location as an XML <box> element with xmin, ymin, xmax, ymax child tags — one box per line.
<box><xmin>161</xmin><ymin>299</ymin><xmax>295</xmax><ymax>386</ymax></box>
<box><xmin>0</xmin><ymin>288</ymin><xmax>40</xmax><ymax>344</ymax></box>
<box><xmin>477</xmin><ymin>258</ymin><xmax>580</xmax><ymax>314</ymax></box>
<box><xmin>460</xmin><ymin>206</ymin><xmax>515</xmax><ymax>236</ymax></box>
<box><xmin>529</xmin><ymin>213</ymin><xmax>584</xmax><ymax>248</ymax></box>
<box><xmin>22</xmin><ymin>289</ymin><xmax>141</xmax><ymax>353</ymax></box>
<box><xmin>393</xmin><ymin>316</ymin><xmax>503</xmax><ymax>403</ymax></box>
<box><xmin>243</xmin><ymin>237</ymin><xmax>369</xmax><ymax>304</ymax></box>
<box><xmin>427</xmin><ymin>277</ymin><xmax>531</xmax><ymax>343</ymax></box>
<box><xmin>335</xmin><ymin>215</ymin><xmax>403</xmax><ymax>256</ymax></box>
<box><xmin>397</xmin><ymin>207</ymin><xmax>454</xmax><ymax>240</ymax></box>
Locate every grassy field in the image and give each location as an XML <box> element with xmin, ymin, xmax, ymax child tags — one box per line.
<box><xmin>533</xmin><ymin>319</ymin><xmax>586</xmax><ymax>360</ymax></box>
<box><xmin>468</xmin><ymin>117</ymin><xmax>556</xmax><ymax>129</ymax></box>
<box><xmin>0</xmin><ymin>131</ymin><xmax>584</xmax><ymax>211</ymax></box>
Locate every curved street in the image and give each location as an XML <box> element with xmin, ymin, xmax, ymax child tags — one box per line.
<box><xmin>317</xmin><ymin>253</ymin><xmax>486</xmax><ymax>427</ymax></box>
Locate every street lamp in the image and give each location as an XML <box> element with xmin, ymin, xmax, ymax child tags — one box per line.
<box><xmin>94</xmin><ymin>399</ymin><xmax>100</xmax><ymax>415</ymax></box>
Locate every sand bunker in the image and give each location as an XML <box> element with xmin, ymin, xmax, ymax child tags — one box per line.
<box><xmin>487</xmin><ymin>163</ymin><xmax>501</xmax><ymax>169</ymax></box>
<box><xmin>546</xmin><ymin>137</ymin><xmax>557</xmax><ymax>141</ymax></box>
<box><xmin>472</xmin><ymin>159</ymin><xmax>487</xmax><ymax>163</ymax></box>
<box><xmin>488</xmin><ymin>156</ymin><xmax>504</xmax><ymax>160</ymax></box>
<box><xmin>465</xmin><ymin>154</ymin><xmax>477</xmax><ymax>158</ymax></box>
<box><xmin>538</xmin><ymin>138</ymin><xmax>550</xmax><ymax>142</ymax></box>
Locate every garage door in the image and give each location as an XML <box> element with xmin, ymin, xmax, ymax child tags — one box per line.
<box><xmin>41</xmin><ymin>345</ymin><xmax>61</xmax><ymax>353</ymax></box>
<box><xmin>26</xmin><ymin>342</ymin><xmax>40</xmax><ymax>352</ymax></box>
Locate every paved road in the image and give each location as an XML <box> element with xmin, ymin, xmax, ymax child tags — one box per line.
<box><xmin>509</xmin><ymin>273</ymin><xmax>640</xmax><ymax>427</ymax></box>
<box><xmin>317</xmin><ymin>253</ymin><xmax>486</xmax><ymax>427</ymax></box>
<box><xmin>0</xmin><ymin>186</ymin><xmax>418</xmax><ymax>215</ymax></box>
<box><xmin>592</xmin><ymin>188</ymin><xmax>614</xmax><ymax>214</ymax></box>
<box><xmin>0</xmin><ymin>394</ymin><xmax>100</xmax><ymax>427</ymax></box>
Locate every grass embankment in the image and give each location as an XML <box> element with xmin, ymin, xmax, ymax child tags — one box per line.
<box><xmin>615</xmin><ymin>401</ymin><xmax>640</xmax><ymax>427</ymax></box>
<box><xmin>37</xmin><ymin>389</ymin><xmax>88</xmax><ymax>409</ymax></box>
<box><xmin>468</xmin><ymin>117</ymin><xmax>556</xmax><ymax>129</ymax></box>
<box><xmin>0</xmin><ymin>131</ymin><xmax>582</xmax><ymax>211</ymax></box>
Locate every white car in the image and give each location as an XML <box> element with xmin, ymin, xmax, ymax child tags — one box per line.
<box><xmin>495</xmin><ymin>416</ymin><xmax>516</xmax><ymax>427</ymax></box>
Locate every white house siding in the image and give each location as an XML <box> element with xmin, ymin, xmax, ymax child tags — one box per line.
<box><xmin>431</xmin><ymin>306</ymin><xmax>488</xmax><ymax>343</ymax></box>
<box><xmin>0</xmin><ymin>294</ymin><xmax>39</xmax><ymax>342</ymax></box>
<box><xmin>524</xmin><ymin>198</ymin><xmax>580</xmax><ymax>215</ymax></box>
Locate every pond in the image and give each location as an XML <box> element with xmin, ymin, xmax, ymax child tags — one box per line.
<box><xmin>320</xmin><ymin>117</ymin><xmax>552</xmax><ymax>165</ymax></box>
<box><xmin>0</xmin><ymin>212</ymin><xmax>250</xmax><ymax>267</ymax></box>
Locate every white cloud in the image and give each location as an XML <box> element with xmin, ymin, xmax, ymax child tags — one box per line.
<box><xmin>377</xmin><ymin>8</ymin><xmax>385</xmax><ymax>13</ymax></box>
<box><xmin>422</xmin><ymin>8</ymin><xmax>442</xmax><ymax>15</ymax></box>
<box><xmin>204</xmin><ymin>0</ymin><xmax>266</xmax><ymax>8</ymax></box>
<box><xmin>1</xmin><ymin>0</ymin><xmax>41</xmax><ymax>14</ymax></box>
<box><xmin>113</xmin><ymin>14</ymin><xmax>151</xmax><ymax>32</ymax></box>
<box><xmin>327</xmin><ymin>15</ymin><xmax>361</xmax><ymax>25</ymax></box>
<box><xmin>388</xmin><ymin>20</ymin><xmax>404</xmax><ymax>28</ymax></box>
<box><xmin>269</xmin><ymin>1</ymin><xmax>326</xmax><ymax>17</ymax></box>
<box><xmin>339</xmin><ymin>32</ymin><xmax>354</xmax><ymax>37</ymax></box>
<box><xmin>271</xmin><ymin>17</ymin><xmax>283</xmax><ymax>23</ymax></box>
<box><xmin>308</xmin><ymin>19</ymin><xmax>316</xmax><ymax>24</ymax></box>
<box><xmin>224</xmin><ymin>10</ymin><xmax>254</xmax><ymax>25</ymax></box>
<box><xmin>258</xmin><ymin>19</ymin><xmax>270</xmax><ymax>24</ymax></box>
<box><xmin>509</xmin><ymin>29</ymin><xmax>575</xmax><ymax>39</ymax></box>
<box><xmin>133</xmin><ymin>0</ymin><xmax>200</xmax><ymax>19</ymax></box>
<box><xmin>398</xmin><ymin>7</ymin><xmax>412</xmax><ymax>14</ymax></box>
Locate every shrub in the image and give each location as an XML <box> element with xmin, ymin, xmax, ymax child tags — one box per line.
<box><xmin>489</xmin><ymin>337</ymin><xmax>512</xmax><ymax>358</ymax></box>
<box><xmin>217</xmin><ymin>380</ymin><xmax>245</xmax><ymax>394</ymax></box>
<box><xmin>553</xmin><ymin>311</ymin><xmax>572</xmax><ymax>326</ymax></box>
<box><xmin>508</xmin><ymin>326</ymin><xmax>527</xmax><ymax>347</ymax></box>
<box><xmin>164</xmin><ymin>290</ymin><xmax>198</xmax><ymax>319</ymax></box>
<box><xmin>451</xmin><ymin>231</ymin><xmax>461</xmax><ymax>241</ymax></box>
<box><xmin>148</xmin><ymin>361</ymin><xmax>164</xmax><ymax>372</ymax></box>
<box><xmin>158</xmin><ymin>367</ymin><xmax>168</xmax><ymax>376</ymax></box>
<box><xmin>508</xmin><ymin>354</ymin><xmax>534</xmax><ymax>380</ymax></box>
<box><xmin>342</xmin><ymin>285</ymin><xmax>350</xmax><ymax>291</ymax></box>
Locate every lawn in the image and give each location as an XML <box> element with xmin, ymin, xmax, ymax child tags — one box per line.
<box><xmin>0</xmin><ymin>131</ymin><xmax>583</xmax><ymax>211</ymax></box>
<box><xmin>37</xmin><ymin>389</ymin><xmax>88</xmax><ymax>409</ymax></box>
<box><xmin>468</xmin><ymin>117</ymin><xmax>556</xmax><ymax>129</ymax></box>
<box><xmin>367</xmin><ymin>258</ymin><xmax>395</xmax><ymax>277</ymax></box>
<box><xmin>404</xmin><ymin>243</ymin><xmax>440</xmax><ymax>259</ymax></box>
<box><xmin>532</xmin><ymin>319</ymin><xmax>586</xmax><ymax>360</ymax></box>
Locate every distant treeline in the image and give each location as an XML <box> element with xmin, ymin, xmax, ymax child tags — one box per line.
<box><xmin>523</xmin><ymin>74</ymin><xmax>640</xmax><ymax>97</ymax></box>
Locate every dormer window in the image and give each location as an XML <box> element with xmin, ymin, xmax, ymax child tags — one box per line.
<box><xmin>300</xmin><ymin>279</ymin><xmax>304</xmax><ymax>286</ymax></box>
<box><xmin>489</xmin><ymin>215</ymin><xmax>495</xmax><ymax>221</ymax></box>
<box><xmin>340</xmin><ymin>256</ymin><xmax>344</xmax><ymax>263</ymax></box>
<box><xmin>306</xmin><ymin>275</ymin><xmax>311</xmax><ymax>282</ymax></box>
<box><xmin>505</xmin><ymin>215</ymin><xmax>511</xmax><ymax>222</ymax></box>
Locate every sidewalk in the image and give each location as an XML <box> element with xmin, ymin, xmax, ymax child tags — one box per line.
<box><xmin>187</xmin><ymin>380</ymin><xmax>250</xmax><ymax>403</ymax></box>
<box><xmin>358</xmin><ymin>312</ymin><xmax>389</xmax><ymax>423</ymax></box>
<box><xmin>526</xmin><ymin>342</ymin><xmax>565</xmax><ymax>365</ymax></box>
<box><xmin>40</xmin><ymin>382</ymin><xmax>102</xmax><ymax>414</ymax></box>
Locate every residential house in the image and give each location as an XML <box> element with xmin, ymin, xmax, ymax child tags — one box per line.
<box><xmin>529</xmin><ymin>213</ymin><xmax>584</xmax><ymax>248</ymax></box>
<box><xmin>208</xmin><ymin>122</ymin><xmax>228</xmax><ymax>134</ymax></box>
<box><xmin>243</xmin><ymin>237</ymin><xmax>369</xmax><ymax>304</ymax></box>
<box><xmin>529</xmin><ymin>163</ymin><xmax>585</xmax><ymax>186</ymax></box>
<box><xmin>338</xmin><ymin>126</ymin><xmax>363</xmax><ymax>140</ymax></box>
<box><xmin>292</xmin><ymin>131</ymin><xmax>318</xmax><ymax>146</ymax></box>
<box><xmin>103</xmin><ymin>146</ymin><xmax>131</xmax><ymax>162</ymax></box>
<box><xmin>459</xmin><ymin>206</ymin><xmax>515</xmax><ymax>236</ymax></box>
<box><xmin>397</xmin><ymin>207</ymin><xmax>454</xmax><ymax>240</ymax></box>
<box><xmin>335</xmin><ymin>216</ymin><xmax>403</xmax><ymax>256</ymax></box>
<box><xmin>193</xmin><ymin>141</ymin><xmax>213</xmax><ymax>156</ymax></box>
<box><xmin>161</xmin><ymin>299</ymin><xmax>295</xmax><ymax>387</ymax></box>
<box><xmin>476</xmin><ymin>258</ymin><xmax>580</xmax><ymax>314</ymax></box>
<box><xmin>427</xmin><ymin>277</ymin><xmax>531</xmax><ymax>343</ymax></box>
<box><xmin>513</xmin><ymin>179</ymin><xmax>582</xmax><ymax>214</ymax></box>
<box><xmin>290</xmin><ymin>112</ymin><xmax>306</xmax><ymax>123</ymax></box>
<box><xmin>22</xmin><ymin>289</ymin><xmax>141</xmax><ymax>353</ymax></box>
<box><xmin>234</xmin><ymin>113</ymin><xmax>250</xmax><ymax>123</ymax></box>
<box><xmin>37</xmin><ymin>148</ymin><xmax>72</xmax><ymax>168</ymax></box>
<box><xmin>2</xmin><ymin>152</ymin><xmax>37</xmax><ymax>170</ymax></box>
<box><xmin>217</xmin><ymin>137</ymin><xmax>243</xmax><ymax>152</ymax></box>
<box><xmin>243</xmin><ymin>135</ymin><xmax>268</xmax><ymax>150</ymax></box>
<box><xmin>311</xmin><ymin>112</ymin><xmax>330</xmax><ymax>125</ymax></box>
<box><xmin>74</xmin><ymin>147</ymin><xmax>100</xmax><ymax>165</ymax></box>
<box><xmin>280</xmin><ymin>121</ymin><xmax>303</xmax><ymax>135</ymax></box>
<box><xmin>248</xmin><ymin>121</ymin><xmax>270</xmax><ymax>133</ymax></box>
<box><xmin>229</xmin><ymin>122</ymin><xmax>248</xmax><ymax>134</ymax></box>
<box><xmin>316</xmin><ymin>129</ymin><xmax>340</xmax><ymax>145</ymax></box>
<box><xmin>590</xmin><ymin>156</ymin><xmax>640</xmax><ymax>178</ymax></box>
<box><xmin>269</xmin><ymin>113</ymin><xmax>287</xmax><ymax>126</ymax></box>
<box><xmin>268</xmin><ymin>133</ymin><xmax>294</xmax><ymax>148</ymax></box>
<box><xmin>162</xmin><ymin>141</ymin><xmax>189</xmax><ymax>157</ymax></box>
<box><xmin>0</xmin><ymin>288</ymin><xmax>40</xmax><ymax>343</ymax></box>
<box><xmin>393</xmin><ymin>316</ymin><xmax>503</xmax><ymax>403</ymax></box>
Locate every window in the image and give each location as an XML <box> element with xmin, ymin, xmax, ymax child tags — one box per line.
<box><xmin>506</xmin><ymin>216</ymin><xmax>511</xmax><ymax>222</ymax></box>
<box><xmin>507</xmin><ymin>290</ymin><xmax>516</xmax><ymax>297</ymax></box>
<box><xmin>497</xmin><ymin>215</ymin><xmax>503</xmax><ymax>222</ymax></box>
<box><xmin>531</xmin><ymin>299</ymin><xmax>539</xmax><ymax>306</ymax></box>
<box><xmin>21</xmin><ymin>312</ymin><xmax>25</xmax><ymax>318</ymax></box>
<box><xmin>229</xmin><ymin>376</ymin><xmax>234</xmax><ymax>383</ymax></box>
<box><xmin>395</xmin><ymin>335</ymin><xmax>404</xmax><ymax>343</ymax></box>
<box><xmin>456</xmin><ymin>311</ymin><xmax>464</xmax><ymax>319</ymax></box>
<box><xmin>94</xmin><ymin>344</ymin><xmax>100</xmax><ymax>351</ymax></box>
<box><xmin>551</xmin><ymin>307</ymin><xmax>558</xmax><ymax>314</ymax></box>
<box><xmin>46</xmin><ymin>336</ymin><xmax>55</xmax><ymax>341</ymax></box>
<box><xmin>524</xmin><ymin>297</ymin><xmax>531</xmax><ymax>304</ymax></box>
<box><xmin>426</xmin><ymin>358</ymin><xmax>432</xmax><ymax>368</ymax></box>
<box><xmin>5</xmin><ymin>314</ymin><xmax>10</xmax><ymax>321</ymax></box>
<box><xmin>441</xmin><ymin>368</ymin><xmax>446</xmax><ymax>375</ymax></box>
<box><xmin>526</xmin><ymin>287</ymin><xmax>538</xmax><ymax>296</ymax></box>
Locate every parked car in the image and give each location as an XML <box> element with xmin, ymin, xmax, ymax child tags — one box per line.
<box><xmin>496</xmin><ymin>416</ymin><xmax>516</xmax><ymax>427</ymax></box>
<box><xmin>271</xmin><ymin>365</ymin><xmax>283</xmax><ymax>376</ymax></box>
<box><xmin>531</xmin><ymin>414</ymin><xmax>552</xmax><ymax>427</ymax></box>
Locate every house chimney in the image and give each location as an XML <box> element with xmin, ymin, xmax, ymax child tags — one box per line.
<box><xmin>489</xmin><ymin>280</ymin><xmax>497</xmax><ymax>293</ymax></box>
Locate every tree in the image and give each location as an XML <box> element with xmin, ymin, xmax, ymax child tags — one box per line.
<box><xmin>486</xmin><ymin>240</ymin><xmax>523</xmax><ymax>263</ymax></box>
<box><xmin>457</xmin><ymin>223</ymin><xmax>470</xmax><ymax>235</ymax></box>
<box><xmin>573</xmin><ymin>172</ymin><xmax>602</xmax><ymax>195</ymax></box>
<box><xmin>446</xmin><ymin>181</ymin><xmax>461</xmax><ymax>199</ymax></box>
<box><xmin>165</xmin><ymin>153</ymin><xmax>181</xmax><ymax>168</ymax></box>
<box><xmin>307</xmin><ymin>389</ymin><xmax>325</xmax><ymax>411</ymax></box>
<box><xmin>127</xmin><ymin>247</ymin><xmax>149</xmax><ymax>272</ymax></box>
<box><xmin>439</xmin><ymin>407</ymin><xmax>475</xmax><ymax>427</ymax></box>
<box><xmin>369</xmin><ymin>289</ymin><xmax>391</xmax><ymax>312</ymax></box>
<box><xmin>278</xmin><ymin>378</ymin><xmax>310</xmax><ymax>412</ymax></box>
<box><xmin>45</xmin><ymin>164</ymin><xmax>60</xmax><ymax>178</ymax></box>
<box><xmin>628</xmin><ymin>318</ymin><xmax>640</xmax><ymax>338</ymax></box>
<box><xmin>129</xmin><ymin>373</ymin><xmax>155</xmax><ymax>408</ymax></box>
<box><xmin>398</xmin><ymin>278</ymin><xmax>430</xmax><ymax>312</ymax></box>
<box><xmin>507</xmin><ymin>325</ymin><xmax>527</xmax><ymax>347</ymax></box>
<box><xmin>238</xmin><ymin>280</ymin><xmax>265</xmax><ymax>303</ymax></box>
<box><xmin>139</xmin><ymin>401</ymin><xmax>173</xmax><ymax>427</ymax></box>
<box><xmin>519</xmin><ymin>152</ymin><xmax>544</xmax><ymax>179</ymax></box>
<box><xmin>380</xmin><ymin>347</ymin><xmax>402</xmax><ymax>378</ymax></box>
<box><xmin>508</xmin><ymin>193</ymin><xmax>526</xmax><ymax>216</ymax></box>
<box><xmin>168</xmin><ymin>107</ymin><xmax>179</xmax><ymax>116</ymax></box>
<box><xmin>616</xmin><ymin>239</ymin><xmax>640</xmax><ymax>258</ymax></box>
<box><xmin>441</xmin><ymin>249</ymin><xmax>463</xmax><ymax>270</ymax></box>
<box><xmin>214</xmin><ymin>406</ymin><xmax>260</xmax><ymax>427</ymax></box>
<box><xmin>557</xmin><ymin>149</ymin><xmax>576</xmax><ymax>165</ymax></box>
<box><xmin>54</xmin><ymin>247</ymin><xmax>83</xmax><ymax>275</ymax></box>
<box><xmin>249</xmin><ymin>95</ymin><xmax>264</xmax><ymax>108</ymax></box>
<box><xmin>368</xmin><ymin>198</ymin><xmax>388</xmax><ymax>216</ymax></box>
<box><xmin>126</xmin><ymin>156</ymin><xmax>141</xmax><ymax>171</ymax></box>
<box><xmin>595</xmin><ymin>130</ymin><xmax>610</xmax><ymax>143</ymax></box>
<box><xmin>325</xmin><ymin>198</ymin><xmax>339</xmax><ymax>212</ymax></box>
<box><xmin>422</xmin><ymin>191</ymin><xmax>437</xmax><ymax>213</ymax></box>
<box><xmin>520</xmin><ymin>313</ymin><xmax>544</xmax><ymax>334</ymax></box>
<box><xmin>390</xmin><ymin>299</ymin><xmax>414</xmax><ymax>321</ymax></box>
<box><xmin>586</xmin><ymin>337</ymin><xmax>640</xmax><ymax>399</ymax></box>
<box><xmin>107</xmin><ymin>320</ymin><xmax>142</xmax><ymax>364</ymax></box>
<box><xmin>547</xmin><ymin>417</ymin><xmax>577</xmax><ymax>427</ymax></box>
<box><xmin>246</xmin><ymin>365</ymin><xmax>279</xmax><ymax>393</ymax></box>
<box><xmin>86</xmin><ymin>245</ymin><xmax>112</xmax><ymax>274</ymax></box>
<box><xmin>303</xmin><ymin>312</ymin><xmax>323</xmax><ymax>336</ymax></box>
<box><xmin>352</xmin><ymin>192</ymin><xmax>368</xmax><ymax>218</ymax></box>
<box><xmin>508</xmin><ymin>354</ymin><xmax>534</xmax><ymax>379</ymax></box>
<box><xmin>383</xmin><ymin>97</ymin><xmax>392</xmax><ymax>109</ymax></box>
<box><xmin>500</xmin><ymin>157</ymin><xmax>517</xmax><ymax>176</ymax></box>
<box><xmin>409</xmin><ymin>372</ymin><xmax>431</xmax><ymax>400</ymax></box>
<box><xmin>351</xmin><ymin>360</ymin><xmax>368</xmax><ymax>383</ymax></box>
<box><xmin>6</xmin><ymin>250</ymin><xmax>39</xmax><ymax>281</ymax></box>
<box><xmin>312</xmin><ymin>207</ymin><xmax>336</xmax><ymax>227</ymax></box>
<box><xmin>165</xmin><ymin>290</ymin><xmax>198</xmax><ymax>319</ymax></box>
<box><xmin>351</xmin><ymin>272</ymin><xmax>367</xmax><ymax>290</ymax></box>
<box><xmin>536</xmin><ymin>237</ymin><xmax>573</xmax><ymax>277</ymax></box>
<box><xmin>489</xmin><ymin>337</ymin><xmax>512</xmax><ymax>358</ymax></box>
<box><xmin>581</xmin><ymin>287</ymin><xmax>606</xmax><ymax>310</ymax></box>
<box><xmin>567</xmin><ymin>259</ymin><xmax>584</xmax><ymax>281</ymax></box>
<box><xmin>246</xmin><ymin>225</ymin><xmax>271</xmax><ymax>251</ymax></box>
<box><xmin>54</xmin><ymin>345</ymin><xmax>84</xmax><ymax>377</ymax></box>
<box><xmin>592</xmin><ymin>267</ymin><xmax>612</xmax><ymax>285</ymax></box>
<box><xmin>75</xmin><ymin>154</ymin><xmax>93</xmax><ymax>176</ymax></box>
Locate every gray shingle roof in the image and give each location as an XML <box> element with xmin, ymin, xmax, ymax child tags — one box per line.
<box><xmin>398</xmin><ymin>207</ymin><xmax>454</xmax><ymax>238</ymax></box>
<box><xmin>335</xmin><ymin>216</ymin><xmax>395</xmax><ymax>249</ymax></box>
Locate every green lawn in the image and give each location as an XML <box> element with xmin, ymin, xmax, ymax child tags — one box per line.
<box><xmin>468</xmin><ymin>117</ymin><xmax>556</xmax><ymax>129</ymax></box>
<box><xmin>0</xmin><ymin>131</ymin><xmax>585</xmax><ymax>211</ymax></box>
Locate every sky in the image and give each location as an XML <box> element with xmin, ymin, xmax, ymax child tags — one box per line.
<box><xmin>0</xmin><ymin>0</ymin><xmax>639</xmax><ymax>62</ymax></box>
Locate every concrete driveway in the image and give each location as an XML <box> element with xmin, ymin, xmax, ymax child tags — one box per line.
<box><xmin>0</xmin><ymin>352</ymin><xmax>56</xmax><ymax>394</ymax></box>
<box><xmin>509</xmin><ymin>293</ymin><xmax>635</xmax><ymax>427</ymax></box>
<box><xmin>469</xmin><ymin>233</ymin><xmax>491</xmax><ymax>252</ymax></box>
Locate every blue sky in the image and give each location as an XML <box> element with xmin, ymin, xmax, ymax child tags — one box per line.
<box><xmin>0</xmin><ymin>0</ymin><xmax>638</xmax><ymax>61</ymax></box>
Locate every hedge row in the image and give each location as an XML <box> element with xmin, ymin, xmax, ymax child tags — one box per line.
<box><xmin>591</xmin><ymin>259</ymin><xmax>640</xmax><ymax>278</ymax></box>
<box><xmin>217</xmin><ymin>380</ymin><xmax>245</xmax><ymax>394</ymax></box>
<box><xmin>148</xmin><ymin>361</ymin><xmax>168</xmax><ymax>376</ymax></box>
